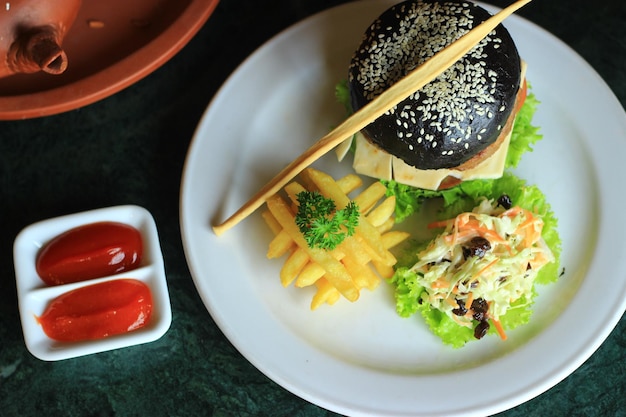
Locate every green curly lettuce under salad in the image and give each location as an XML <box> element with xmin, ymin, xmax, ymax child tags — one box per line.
<box><xmin>387</xmin><ymin>174</ymin><xmax>561</xmax><ymax>347</ymax></box>
<box><xmin>336</xmin><ymin>80</ymin><xmax>562</xmax><ymax>347</ymax></box>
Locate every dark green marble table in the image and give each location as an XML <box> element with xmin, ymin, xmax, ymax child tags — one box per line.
<box><xmin>1</xmin><ymin>0</ymin><xmax>624</xmax><ymax>416</ymax></box>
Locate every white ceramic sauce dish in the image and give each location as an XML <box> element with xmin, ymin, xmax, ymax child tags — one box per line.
<box><xmin>13</xmin><ymin>205</ymin><xmax>172</xmax><ymax>361</ymax></box>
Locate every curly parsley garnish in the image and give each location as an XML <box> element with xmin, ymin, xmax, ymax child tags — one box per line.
<box><xmin>295</xmin><ymin>191</ymin><xmax>360</xmax><ymax>250</ymax></box>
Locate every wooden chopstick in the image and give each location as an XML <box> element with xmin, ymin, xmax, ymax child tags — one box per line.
<box><xmin>212</xmin><ymin>0</ymin><xmax>531</xmax><ymax>236</ymax></box>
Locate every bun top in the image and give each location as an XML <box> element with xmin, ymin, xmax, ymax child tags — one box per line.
<box><xmin>348</xmin><ymin>0</ymin><xmax>521</xmax><ymax>170</ymax></box>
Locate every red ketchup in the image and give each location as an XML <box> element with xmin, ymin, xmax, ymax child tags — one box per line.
<box><xmin>38</xmin><ymin>279</ymin><xmax>153</xmax><ymax>342</ymax></box>
<box><xmin>36</xmin><ymin>221</ymin><xmax>143</xmax><ymax>285</ymax></box>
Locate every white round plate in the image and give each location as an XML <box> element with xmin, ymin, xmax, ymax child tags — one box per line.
<box><xmin>180</xmin><ymin>1</ymin><xmax>626</xmax><ymax>415</ymax></box>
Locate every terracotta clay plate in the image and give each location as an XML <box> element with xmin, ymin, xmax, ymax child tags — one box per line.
<box><xmin>0</xmin><ymin>0</ymin><xmax>220</xmax><ymax>120</ymax></box>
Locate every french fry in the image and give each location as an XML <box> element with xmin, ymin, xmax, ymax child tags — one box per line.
<box><xmin>372</xmin><ymin>262</ymin><xmax>395</xmax><ymax>280</ymax></box>
<box><xmin>338</xmin><ymin>236</ymin><xmax>379</xmax><ymax>289</ymax></box>
<box><xmin>336</xmin><ymin>174</ymin><xmax>363</xmax><ymax>194</ymax></box>
<box><xmin>353</xmin><ymin>182</ymin><xmax>388</xmax><ymax>215</ymax></box>
<box><xmin>382</xmin><ymin>230</ymin><xmax>412</xmax><ymax>248</ymax></box>
<box><xmin>356</xmin><ymin>227</ymin><xmax>397</xmax><ymax>266</ymax></box>
<box><xmin>261</xmin><ymin>210</ymin><xmax>282</xmax><ymax>235</ymax></box>
<box><xmin>342</xmin><ymin>252</ymin><xmax>380</xmax><ymax>291</ymax></box>
<box><xmin>372</xmin><ymin>231</ymin><xmax>411</xmax><ymax>278</ymax></box>
<box><xmin>376</xmin><ymin>217</ymin><xmax>396</xmax><ymax>234</ymax></box>
<box><xmin>284</xmin><ymin>181</ymin><xmax>307</xmax><ymax>205</ymax></box>
<box><xmin>311</xmin><ymin>278</ymin><xmax>341</xmax><ymax>310</ymax></box>
<box><xmin>295</xmin><ymin>262</ymin><xmax>325</xmax><ymax>287</ymax></box>
<box><xmin>267</xmin><ymin>229</ymin><xmax>294</xmax><ymax>258</ymax></box>
<box><xmin>366</xmin><ymin>196</ymin><xmax>397</xmax><ymax>227</ymax></box>
<box><xmin>337</xmin><ymin>232</ymin><xmax>371</xmax><ymax>265</ymax></box>
<box><xmin>280</xmin><ymin>248</ymin><xmax>310</xmax><ymax>287</ymax></box>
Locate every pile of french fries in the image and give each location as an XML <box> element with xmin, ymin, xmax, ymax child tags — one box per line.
<box><xmin>262</xmin><ymin>167</ymin><xmax>409</xmax><ymax>310</ymax></box>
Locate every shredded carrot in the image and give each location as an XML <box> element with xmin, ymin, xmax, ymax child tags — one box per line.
<box><xmin>501</xmin><ymin>206</ymin><xmax>524</xmax><ymax>218</ymax></box>
<box><xmin>452</xmin><ymin>217</ymin><xmax>508</xmax><ymax>243</ymax></box>
<box><xmin>457</xmin><ymin>218</ymin><xmax>483</xmax><ymax>230</ymax></box>
<box><xmin>515</xmin><ymin>212</ymin><xmax>536</xmax><ymax>231</ymax></box>
<box><xmin>444</xmin><ymin>228</ymin><xmax>475</xmax><ymax>244</ymax></box>
<box><xmin>516</xmin><ymin>211</ymin><xmax>536</xmax><ymax>227</ymax></box>
<box><xmin>428</xmin><ymin>219</ymin><xmax>454</xmax><ymax>229</ymax></box>
<box><xmin>491</xmin><ymin>317</ymin><xmax>508</xmax><ymax>341</ymax></box>
<box><xmin>456</xmin><ymin>213</ymin><xmax>473</xmax><ymax>227</ymax></box>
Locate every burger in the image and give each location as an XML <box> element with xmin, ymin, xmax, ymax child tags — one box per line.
<box><xmin>337</xmin><ymin>0</ymin><xmax>531</xmax><ymax>191</ymax></box>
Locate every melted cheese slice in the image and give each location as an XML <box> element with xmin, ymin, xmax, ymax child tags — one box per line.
<box><xmin>348</xmin><ymin>129</ymin><xmax>510</xmax><ymax>190</ymax></box>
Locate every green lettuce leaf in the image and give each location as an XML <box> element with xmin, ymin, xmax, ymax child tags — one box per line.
<box><xmin>506</xmin><ymin>89</ymin><xmax>543</xmax><ymax>168</ymax></box>
<box><xmin>335</xmin><ymin>79</ymin><xmax>352</xmax><ymax>115</ymax></box>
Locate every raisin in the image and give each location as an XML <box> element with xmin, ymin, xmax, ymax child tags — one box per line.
<box><xmin>474</xmin><ymin>320</ymin><xmax>490</xmax><ymax>339</ymax></box>
<box><xmin>452</xmin><ymin>299</ymin><xmax>467</xmax><ymax>316</ymax></box>
<box><xmin>497</xmin><ymin>194</ymin><xmax>513</xmax><ymax>209</ymax></box>
<box><xmin>462</xmin><ymin>236</ymin><xmax>491</xmax><ymax>259</ymax></box>
<box><xmin>471</xmin><ymin>298</ymin><xmax>489</xmax><ymax>321</ymax></box>
<box><xmin>471</xmin><ymin>298</ymin><xmax>489</xmax><ymax>313</ymax></box>
<box><xmin>473</xmin><ymin>311</ymin><xmax>485</xmax><ymax>322</ymax></box>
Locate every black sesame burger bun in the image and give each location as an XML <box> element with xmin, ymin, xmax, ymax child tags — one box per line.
<box><xmin>348</xmin><ymin>0</ymin><xmax>522</xmax><ymax>170</ymax></box>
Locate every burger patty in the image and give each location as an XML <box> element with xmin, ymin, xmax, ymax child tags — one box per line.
<box><xmin>348</xmin><ymin>0</ymin><xmax>522</xmax><ymax>170</ymax></box>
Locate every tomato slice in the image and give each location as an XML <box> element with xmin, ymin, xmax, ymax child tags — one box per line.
<box><xmin>38</xmin><ymin>279</ymin><xmax>153</xmax><ymax>342</ymax></box>
<box><xmin>515</xmin><ymin>78</ymin><xmax>528</xmax><ymax>113</ymax></box>
<box><xmin>36</xmin><ymin>221</ymin><xmax>143</xmax><ymax>285</ymax></box>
